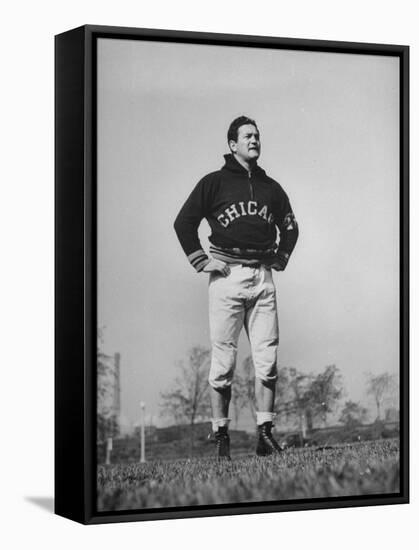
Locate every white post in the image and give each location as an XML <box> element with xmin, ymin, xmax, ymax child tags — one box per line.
<box><xmin>105</xmin><ymin>437</ymin><xmax>113</xmax><ymax>465</ymax></box>
<box><xmin>140</xmin><ymin>401</ymin><xmax>146</xmax><ymax>463</ymax></box>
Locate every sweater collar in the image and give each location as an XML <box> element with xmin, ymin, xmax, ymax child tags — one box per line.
<box><xmin>222</xmin><ymin>153</ymin><xmax>264</xmax><ymax>176</ymax></box>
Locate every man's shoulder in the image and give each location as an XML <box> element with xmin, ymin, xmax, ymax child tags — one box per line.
<box><xmin>258</xmin><ymin>168</ymin><xmax>288</xmax><ymax>197</ymax></box>
<box><xmin>197</xmin><ymin>169</ymin><xmax>223</xmax><ymax>186</ymax></box>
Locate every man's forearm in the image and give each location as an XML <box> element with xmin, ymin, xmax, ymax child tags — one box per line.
<box><xmin>187</xmin><ymin>249</ymin><xmax>211</xmax><ymax>272</ymax></box>
<box><xmin>174</xmin><ymin>211</ymin><xmax>209</xmax><ymax>272</ymax></box>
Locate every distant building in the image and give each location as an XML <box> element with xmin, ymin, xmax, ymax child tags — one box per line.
<box><xmin>133</xmin><ymin>425</ymin><xmax>158</xmax><ymax>442</ymax></box>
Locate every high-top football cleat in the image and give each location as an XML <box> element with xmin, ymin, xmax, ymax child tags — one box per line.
<box><xmin>256</xmin><ymin>421</ymin><xmax>283</xmax><ymax>456</ymax></box>
<box><xmin>214</xmin><ymin>426</ymin><xmax>231</xmax><ymax>460</ymax></box>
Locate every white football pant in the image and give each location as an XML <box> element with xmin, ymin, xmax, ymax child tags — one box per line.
<box><xmin>208</xmin><ymin>264</ymin><xmax>279</xmax><ymax>389</ymax></box>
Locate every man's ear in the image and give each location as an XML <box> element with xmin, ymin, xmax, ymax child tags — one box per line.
<box><xmin>229</xmin><ymin>140</ymin><xmax>237</xmax><ymax>153</ymax></box>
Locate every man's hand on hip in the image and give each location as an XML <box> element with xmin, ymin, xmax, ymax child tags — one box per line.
<box><xmin>271</xmin><ymin>253</ymin><xmax>289</xmax><ymax>271</ymax></box>
<box><xmin>203</xmin><ymin>259</ymin><xmax>231</xmax><ymax>276</ymax></box>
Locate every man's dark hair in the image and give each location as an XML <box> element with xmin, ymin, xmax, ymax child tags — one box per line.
<box><xmin>227</xmin><ymin>116</ymin><xmax>258</xmax><ymax>145</ymax></box>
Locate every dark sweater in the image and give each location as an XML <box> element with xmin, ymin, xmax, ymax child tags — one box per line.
<box><xmin>174</xmin><ymin>154</ymin><xmax>299</xmax><ymax>272</ymax></box>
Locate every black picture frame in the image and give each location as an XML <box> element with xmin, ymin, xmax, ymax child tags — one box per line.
<box><xmin>55</xmin><ymin>24</ymin><xmax>409</xmax><ymax>525</ymax></box>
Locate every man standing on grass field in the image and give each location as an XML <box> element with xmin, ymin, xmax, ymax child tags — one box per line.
<box><xmin>174</xmin><ymin>116</ymin><xmax>299</xmax><ymax>459</ymax></box>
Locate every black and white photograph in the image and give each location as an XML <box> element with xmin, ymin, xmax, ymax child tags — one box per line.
<box><xmin>4</xmin><ymin>0</ymin><xmax>418</xmax><ymax>544</ymax></box>
<box><xmin>93</xmin><ymin>31</ymin><xmax>407</xmax><ymax>514</ymax></box>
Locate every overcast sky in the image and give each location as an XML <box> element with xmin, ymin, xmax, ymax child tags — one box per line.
<box><xmin>97</xmin><ymin>38</ymin><xmax>399</xmax><ymax>430</ymax></box>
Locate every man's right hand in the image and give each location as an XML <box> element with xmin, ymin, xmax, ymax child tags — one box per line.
<box><xmin>203</xmin><ymin>259</ymin><xmax>231</xmax><ymax>276</ymax></box>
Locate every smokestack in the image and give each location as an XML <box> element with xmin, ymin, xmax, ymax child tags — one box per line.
<box><xmin>113</xmin><ymin>352</ymin><xmax>121</xmax><ymax>436</ymax></box>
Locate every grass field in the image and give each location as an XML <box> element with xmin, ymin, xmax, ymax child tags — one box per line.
<box><xmin>97</xmin><ymin>438</ymin><xmax>399</xmax><ymax>511</ymax></box>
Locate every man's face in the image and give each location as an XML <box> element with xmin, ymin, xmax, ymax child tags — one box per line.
<box><xmin>230</xmin><ymin>124</ymin><xmax>261</xmax><ymax>163</ymax></box>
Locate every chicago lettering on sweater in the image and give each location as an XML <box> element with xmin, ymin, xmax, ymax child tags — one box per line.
<box><xmin>217</xmin><ymin>200</ymin><xmax>274</xmax><ymax>227</ymax></box>
<box><xmin>174</xmin><ymin>154</ymin><xmax>299</xmax><ymax>272</ymax></box>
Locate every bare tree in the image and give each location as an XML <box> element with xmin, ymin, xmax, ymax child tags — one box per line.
<box><xmin>366</xmin><ymin>372</ymin><xmax>398</xmax><ymax>420</ymax></box>
<box><xmin>231</xmin><ymin>355</ymin><xmax>256</xmax><ymax>426</ymax></box>
<box><xmin>160</xmin><ymin>346</ymin><xmax>211</xmax><ymax>427</ymax></box>
<box><xmin>275</xmin><ymin>365</ymin><xmax>343</xmax><ymax>441</ymax></box>
<box><xmin>308</xmin><ymin>365</ymin><xmax>343</xmax><ymax>427</ymax></box>
<box><xmin>339</xmin><ymin>400</ymin><xmax>368</xmax><ymax>428</ymax></box>
<box><xmin>97</xmin><ymin>328</ymin><xmax>119</xmax><ymax>442</ymax></box>
<box><xmin>275</xmin><ymin>367</ymin><xmax>313</xmax><ymax>441</ymax></box>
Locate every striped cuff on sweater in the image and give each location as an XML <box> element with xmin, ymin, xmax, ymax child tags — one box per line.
<box><xmin>274</xmin><ymin>251</ymin><xmax>290</xmax><ymax>270</ymax></box>
<box><xmin>187</xmin><ymin>249</ymin><xmax>210</xmax><ymax>272</ymax></box>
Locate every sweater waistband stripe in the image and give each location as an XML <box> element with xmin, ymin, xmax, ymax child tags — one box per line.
<box><xmin>210</xmin><ymin>244</ymin><xmax>277</xmax><ymax>265</ymax></box>
<box><xmin>209</xmin><ymin>245</ymin><xmax>276</xmax><ymax>257</ymax></box>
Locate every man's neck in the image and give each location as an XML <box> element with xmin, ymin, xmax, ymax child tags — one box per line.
<box><xmin>233</xmin><ymin>154</ymin><xmax>257</xmax><ymax>174</ymax></box>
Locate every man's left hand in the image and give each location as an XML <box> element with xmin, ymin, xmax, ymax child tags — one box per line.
<box><xmin>271</xmin><ymin>262</ymin><xmax>285</xmax><ymax>272</ymax></box>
